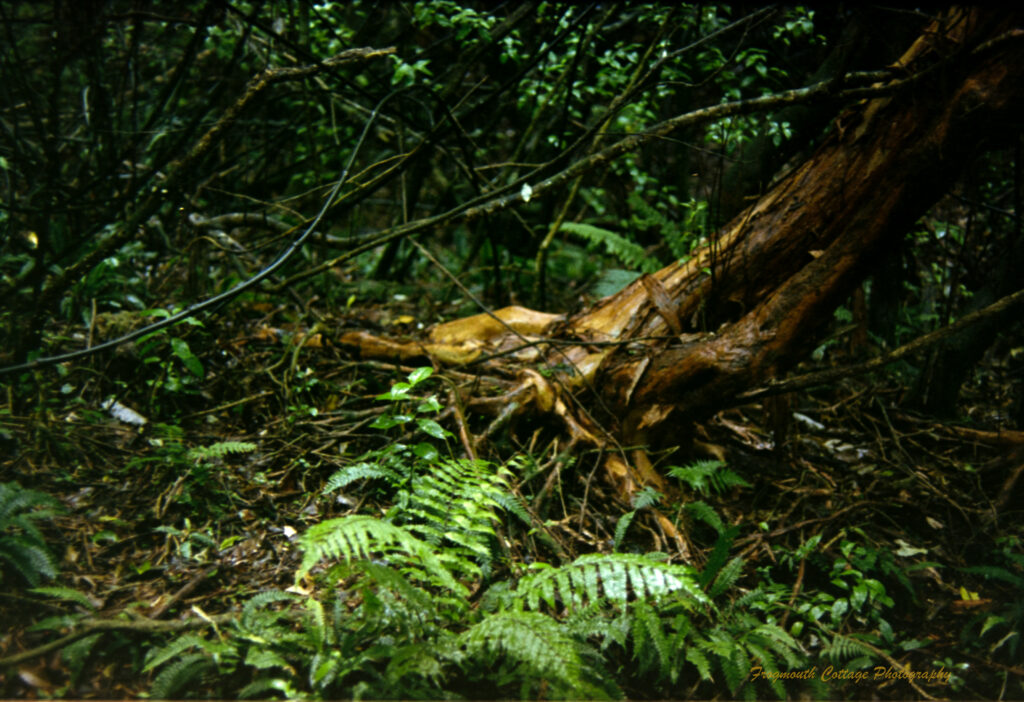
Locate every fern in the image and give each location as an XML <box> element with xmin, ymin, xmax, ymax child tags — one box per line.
<box><xmin>613</xmin><ymin>510</ymin><xmax>638</xmax><ymax>552</ymax></box>
<box><xmin>149</xmin><ymin>652</ymin><xmax>216</xmax><ymax>700</ymax></box>
<box><xmin>398</xmin><ymin>458</ymin><xmax>512</xmax><ymax>578</ymax></box>
<box><xmin>0</xmin><ymin>482</ymin><xmax>63</xmax><ymax>586</ymax></box>
<box><xmin>296</xmin><ymin>514</ymin><xmax>465</xmax><ymax>595</ymax></box>
<box><xmin>668</xmin><ymin>460</ymin><xmax>751</xmax><ymax>497</ymax></box>
<box><xmin>240</xmin><ymin>590</ymin><xmax>303</xmax><ymax>636</ymax></box>
<box><xmin>324</xmin><ymin>461</ymin><xmax>398</xmax><ymax>493</ymax></box>
<box><xmin>515</xmin><ymin>552</ymin><xmax>708</xmax><ymax>612</ymax></box>
<box><xmin>459</xmin><ymin>610</ymin><xmax>593</xmax><ymax>696</ymax></box>
<box><xmin>685</xmin><ymin>499</ymin><xmax>726</xmax><ymax>535</ymax></box>
<box><xmin>30</xmin><ymin>586</ymin><xmax>96</xmax><ymax>611</ymax></box>
<box><xmin>187</xmin><ymin>440</ymin><xmax>256</xmax><ymax>462</ymax></box>
<box><xmin>632</xmin><ymin>600</ymin><xmax>672</xmax><ymax>675</ymax></box>
<box><xmin>558</xmin><ymin>221</ymin><xmax>660</xmax><ymax>273</ymax></box>
<box><xmin>709</xmin><ymin>556</ymin><xmax>745</xmax><ymax>598</ymax></box>
<box><xmin>592</xmin><ymin>268</ymin><xmax>643</xmax><ymax>297</ymax></box>
<box><xmin>822</xmin><ymin>631</ymin><xmax>876</xmax><ymax>662</ymax></box>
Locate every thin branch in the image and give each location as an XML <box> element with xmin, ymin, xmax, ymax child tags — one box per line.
<box><xmin>0</xmin><ymin>612</ymin><xmax>235</xmax><ymax>667</ymax></box>
<box><xmin>737</xmin><ymin>287</ymin><xmax>1024</xmax><ymax>402</ymax></box>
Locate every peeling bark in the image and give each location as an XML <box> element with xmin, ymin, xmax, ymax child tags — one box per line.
<box><xmin>568</xmin><ymin>8</ymin><xmax>1024</xmax><ymax>439</ymax></box>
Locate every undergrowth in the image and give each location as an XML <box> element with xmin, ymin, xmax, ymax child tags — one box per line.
<box><xmin>135</xmin><ymin>367</ymin><xmax>920</xmax><ymax>700</ymax></box>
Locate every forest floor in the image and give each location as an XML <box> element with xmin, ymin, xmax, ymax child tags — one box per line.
<box><xmin>1</xmin><ymin>286</ymin><xmax>1023</xmax><ymax>699</ymax></box>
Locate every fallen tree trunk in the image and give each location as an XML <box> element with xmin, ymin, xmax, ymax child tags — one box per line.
<box><xmin>563</xmin><ymin>8</ymin><xmax>1024</xmax><ymax>442</ymax></box>
<box><xmin>342</xmin><ymin>9</ymin><xmax>1024</xmax><ymax>509</ymax></box>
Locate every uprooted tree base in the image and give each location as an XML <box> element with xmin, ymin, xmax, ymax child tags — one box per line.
<box><xmin>340</xmin><ymin>8</ymin><xmax>1024</xmax><ymax>531</ymax></box>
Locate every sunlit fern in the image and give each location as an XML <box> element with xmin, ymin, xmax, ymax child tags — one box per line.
<box><xmin>514</xmin><ymin>552</ymin><xmax>710</xmax><ymax>612</ymax></box>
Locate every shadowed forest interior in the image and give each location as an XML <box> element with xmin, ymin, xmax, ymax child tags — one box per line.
<box><xmin>1</xmin><ymin>3</ymin><xmax>1023</xmax><ymax>699</ymax></box>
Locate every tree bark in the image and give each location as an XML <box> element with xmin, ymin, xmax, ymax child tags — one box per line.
<box><xmin>339</xmin><ymin>9</ymin><xmax>1024</xmax><ymax>462</ymax></box>
<box><xmin>551</xmin><ymin>8</ymin><xmax>1024</xmax><ymax>442</ymax></box>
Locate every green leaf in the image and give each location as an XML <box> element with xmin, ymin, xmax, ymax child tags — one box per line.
<box><xmin>370</xmin><ymin>414</ymin><xmax>412</xmax><ymax>430</ymax></box>
<box><xmin>170</xmin><ymin>337</ymin><xmax>204</xmax><ymax>377</ymax></box>
<box><xmin>413</xmin><ymin>442</ymin><xmax>439</xmax><ymax>461</ymax></box>
<box><xmin>408</xmin><ymin>367</ymin><xmax>433</xmax><ymax>385</ymax></box>
<box><xmin>30</xmin><ymin>586</ymin><xmax>97</xmax><ymax>610</ymax></box>
<box><xmin>416</xmin><ymin>418</ymin><xmax>451</xmax><ymax>440</ymax></box>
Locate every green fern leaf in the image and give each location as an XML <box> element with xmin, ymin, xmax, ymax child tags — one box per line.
<box><xmin>324</xmin><ymin>462</ymin><xmax>397</xmax><ymax>493</ymax></box>
<box><xmin>683</xmin><ymin>500</ymin><xmax>725</xmax><ymax>535</ymax></box>
<box><xmin>559</xmin><ymin>221</ymin><xmax>660</xmax><ymax>273</ymax></box>
<box><xmin>516</xmin><ymin>553</ymin><xmax>707</xmax><ymax>612</ymax></box>
<box><xmin>460</xmin><ymin>610</ymin><xmax>586</xmax><ymax>692</ymax></box>
<box><xmin>686</xmin><ymin>643</ymin><xmax>713</xmax><ymax>681</ymax></box>
<box><xmin>30</xmin><ymin>586</ymin><xmax>96</xmax><ymax>610</ymax></box>
<box><xmin>297</xmin><ymin>515</ymin><xmax>465</xmax><ymax>595</ymax></box>
<box><xmin>149</xmin><ymin>652</ymin><xmax>215</xmax><ymax>700</ymax></box>
<box><xmin>613</xmin><ymin>510</ymin><xmax>637</xmax><ymax>552</ymax></box>
<box><xmin>633</xmin><ymin>600</ymin><xmax>671</xmax><ymax>672</ymax></box>
<box><xmin>0</xmin><ymin>536</ymin><xmax>59</xmax><ymax>586</ymax></box>
<box><xmin>244</xmin><ymin>646</ymin><xmax>294</xmax><ymax>672</ymax></box>
<box><xmin>187</xmin><ymin>440</ymin><xmax>256</xmax><ymax>462</ymax></box>
<box><xmin>709</xmin><ymin>556</ymin><xmax>744</xmax><ymax>598</ymax></box>
<box><xmin>0</xmin><ymin>482</ymin><xmax>62</xmax><ymax>525</ymax></box>
<box><xmin>144</xmin><ymin>633</ymin><xmax>211</xmax><ymax>672</ymax></box>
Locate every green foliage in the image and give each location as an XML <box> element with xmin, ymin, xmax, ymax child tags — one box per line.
<box><xmin>187</xmin><ymin>440</ymin><xmax>257</xmax><ymax>463</ymax></box>
<box><xmin>558</xmin><ymin>221</ymin><xmax>661</xmax><ymax>274</ymax></box>
<box><xmin>958</xmin><ymin>537</ymin><xmax>1024</xmax><ymax>663</ymax></box>
<box><xmin>298</xmin><ymin>514</ymin><xmax>466</xmax><ymax>596</ymax></box>
<box><xmin>516</xmin><ymin>552</ymin><xmax>708</xmax><ymax>613</ymax></box>
<box><xmin>668</xmin><ymin>459</ymin><xmax>752</xmax><ymax>496</ymax></box>
<box><xmin>143</xmin><ymin>367</ymin><xmax>817</xmax><ymax>699</ymax></box>
<box><xmin>459</xmin><ymin>609</ymin><xmax>615</xmax><ymax>699</ymax></box>
<box><xmin>0</xmin><ymin>481</ymin><xmax>63</xmax><ymax>586</ymax></box>
<box><xmin>612</xmin><ymin>485</ymin><xmax>663</xmax><ymax>551</ymax></box>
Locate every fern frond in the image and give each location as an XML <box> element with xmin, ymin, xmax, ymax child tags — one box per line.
<box><xmin>359</xmin><ymin>560</ymin><xmax>437</xmax><ymax>615</ymax></box>
<box><xmin>822</xmin><ymin>632</ymin><xmax>875</xmax><ymax>662</ymax></box>
<box><xmin>703</xmin><ymin>630</ymin><xmax>746</xmax><ymax>695</ymax></box>
<box><xmin>490</xmin><ymin>489</ymin><xmax>532</xmax><ymax>528</ymax></box>
<box><xmin>632</xmin><ymin>485</ymin><xmax>663</xmax><ymax>510</ymax></box>
<box><xmin>144</xmin><ymin>634</ymin><xmax>211</xmax><ymax>672</ymax></box>
<box><xmin>749</xmin><ymin>623</ymin><xmax>802</xmax><ymax>668</ymax></box>
<box><xmin>297</xmin><ymin>515</ymin><xmax>465</xmax><ymax>595</ymax></box>
<box><xmin>149</xmin><ymin>652</ymin><xmax>215</xmax><ymax>700</ymax></box>
<box><xmin>187</xmin><ymin>440</ymin><xmax>256</xmax><ymax>462</ymax></box>
<box><xmin>0</xmin><ymin>482</ymin><xmax>62</xmax><ymax>525</ymax></box>
<box><xmin>244</xmin><ymin>646</ymin><xmax>294</xmax><ymax>673</ymax></box>
<box><xmin>460</xmin><ymin>610</ymin><xmax>587</xmax><ymax>693</ymax></box>
<box><xmin>400</xmin><ymin>458</ymin><xmax>511</xmax><ymax>577</ymax></box>
<box><xmin>516</xmin><ymin>553</ymin><xmax>708</xmax><ymax>612</ymax></box>
<box><xmin>30</xmin><ymin>586</ymin><xmax>96</xmax><ymax>610</ymax></box>
<box><xmin>700</xmin><ymin>526</ymin><xmax>739</xmax><ymax>588</ymax></box>
<box><xmin>613</xmin><ymin>510</ymin><xmax>637</xmax><ymax>552</ymax></box>
<box><xmin>742</xmin><ymin>640</ymin><xmax>784</xmax><ymax>698</ymax></box>
<box><xmin>709</xmin><ymin>556</ymin><xmax>745</xmax><ymax>598</ymax></box>
<box><xmin>632</xmin><ymin>600</ymin><xmax>671</xmax><ymax>674</ymax></box>
<box><xmin>0</xmin><ymin>536</ymin><xmax>59</xmax><ymax>586</ymax></box>
<box><xmin>686</xmin><ymin>642</ymin><xmax>713</xmax><ymax>681</ymax></box>
<box><xmin>240</xmin><ymin>590</ymin><xmax>302</xmax><ymax>637</ymax></box>
<box><xmin>559</xmin><ymin>221</ymin><xmax>660</xmax><ymax>273</ymax></box>
<box><xmin>323</xmin><ymin>462</ymin><xmax>397</xmax><ymax>493</ymax></box>
<box><xmin>683</xmin><ymin>500</ymin><xmax>725</xmax><ymax>535</ymax></box>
